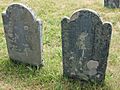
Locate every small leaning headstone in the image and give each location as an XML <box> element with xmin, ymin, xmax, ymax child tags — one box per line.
<box><xmin>2</xmin><ymin>3</ymin><xmax>43</xmax><ymax>66</ymax></box>
<box><xmin>61</xmin><ymin>9</ymin><xmax>112</xmax><ymax>83</ymax></box>
<box><xmin>104</xmin><ymin>0</ymin><xmax>120</xmax><ymax>8</ymax></box>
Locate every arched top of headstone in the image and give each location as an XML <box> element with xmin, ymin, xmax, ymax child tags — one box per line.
<box><xmin>62</xmin><ymin>9</ymin><xmax>103</xmax><ymax>25</ymax></box>
<box><xmin>3</xmin><ymin>3</ymin><xmax>36</xmax><ymax>22</ymax></box>
<box><xmin>71</xmin><ymin>9</ymin><xmax>100</xmax><ymax>20</ymax></box>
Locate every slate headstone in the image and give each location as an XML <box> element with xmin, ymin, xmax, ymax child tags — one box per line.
<box><xmin>104</xmin><ymin>0</ymin><xmax>120</xmax><ymax>8</ymax></box>
<box><xmin>2</xmin><ymin>3</ymin><xmax>43</xmax><ymax>66</ymax></box>
<box><xmin>61</xmin><ymin>9</ymin><xmax>112</xmax><ymax>83</ymax></box>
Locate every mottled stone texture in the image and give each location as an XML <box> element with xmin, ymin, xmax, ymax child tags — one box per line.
<box><xmin>61</xmin><ymin>9</ymin><xmax>112</xmax><ymax>83</ymax></box>
<box><xmin>104</xmin><ymin>0</ymin><xmax>120</xmax><ymax>8</ymax></box>
<box><xmin>2</xmin><ymin>3</ymin><xmax>43</xmax><ymax>66</ymax></box>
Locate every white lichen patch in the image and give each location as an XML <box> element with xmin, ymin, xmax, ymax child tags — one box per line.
<box><xmin>87</xmin><ymin>60</ymin><xmax>99</xmax><ymax>69</ymax></box>
<box><xmin>24</xmin><ymin>26</ymin><xmax>29</xmax><ymax>30</ymax></box>
<box><xmin>76</xmin><ymin>32</ymin><xmax>88</xmax><ymax>50</ymax></box>
<box><xmin>88</xmin><ymin>69</ymin><xmax>97</xmax><ymax>76</ymax></box>
<box><xmin>8</xmin><ymin>21</ymin><xmax>12</xmax><ymax>26</ymax></box>
<box><xmin>75</xmin><ymin>68</ymin><xmax>78</xmax><ymax>72</ymax></box>
<box><xmin>70</xmin><ymin>52</ymin><xmax>74</xmax><ymax>54</ymax></box>
<box><xmin>79</xmin><ymin>61</ymin><xmax>82</xmax><ymax>65</ymax></box>
<box><xmin>70</xmin><ymin>72</ymin><xmax>76</xmax><ymax>76</ymax></box>
<box><xmin>87</xmin><ymin>60</ymin><xmax>99</xmax><ymax>76</ymax></box>
<box><xmin>96</xmin><ymin>74</ymin><xmax>100</xmax><ymax>78</ymax></box>
<box><xmin>69</xmin><ymin>56</ymin><xmax>74</xmax><ymax>60</ymax></box>
<box><xmin>80</xmin><ymin>68</ymin><xmax>83</xmax><ymax>70</ymax></box>
<box><xmin>77</xmin><ymin>72</ymin><xmax>89</xmax><ymax>81</ymax></box>
<box><xmin>70</xmin><ymin>12</ymin><xmax>79</xmax><ymax>21</ymax></box>
<box><xmin>69</xmin><ymin>52</ymin><xmax>75</xmax><ymax>61</ymax></box>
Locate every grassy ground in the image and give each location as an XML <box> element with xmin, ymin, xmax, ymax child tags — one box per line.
<box><xmin>0</xmin><ymin>0</ymin><xmax>120</xmax><ymax>90</ymax></box>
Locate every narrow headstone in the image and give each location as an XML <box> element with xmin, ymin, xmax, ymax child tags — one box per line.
<box><xmin>104</xmin><ymin>0</ymin><xmax>120</xmax><ymax>8</ymax></box>
<box><xmin>2</xmin><ymin>3</ymin><xmax>43</xmax><ymax>66</ymax></box>
<box><xmin>61</xmin><ymin>9</ymin><xmax>112</xmax><ymax>83</ymax></box>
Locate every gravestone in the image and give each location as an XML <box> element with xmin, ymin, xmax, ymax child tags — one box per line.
<box><xmin>61</xmin><ymin>9</ymin><xmax>112</xmax><ymax>83</ymax></box>
<box><xmin>104</xmin><ymin>0</ymin><xmax>120</xmax><ymax>8</ymax></box>
<box><xmin>2</xmin><ymin>3</ymin><xmax>43</xmax><ymax>66</ymax></box>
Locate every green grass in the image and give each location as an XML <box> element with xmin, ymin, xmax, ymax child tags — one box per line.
<box><xmin>0</xmin><ymin>0</ymin><xmax>120</xmax><ymax>90</ymax></box>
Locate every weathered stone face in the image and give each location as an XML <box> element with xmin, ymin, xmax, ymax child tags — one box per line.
<box><xmin>2</xmin><ymin>3</ymin><xmax>43</xmax><ymax>66</ymax></box>
<box><xmin>104</xmin><ymin>0</ymin><xmax>120</xmax><ymax>8</ymax></box>
<box><xmin>61</xmin><ymin>9</ymin><xmax>112</xmax><ymax>83</ymax></box>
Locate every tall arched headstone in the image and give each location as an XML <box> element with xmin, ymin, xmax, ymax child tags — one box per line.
<box><xmin>104</xmin><ymin>0</ymin><xmax>120</xmax><ymax>8</ymax></box>
<box><xmin>61</xmin><ymin>9</ymin><xmax>112</xmax><ymax>83</ymax></box>
<box><xmin>2</xmin><ymin>3</ymin><xmax>43</xmax><ymax>66</ymax></box>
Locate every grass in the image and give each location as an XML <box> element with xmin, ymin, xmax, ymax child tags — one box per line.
<box><xmin>0</xmin><ymin>0</ymin><xmax>120</xmax><ymax>90</ymax></box>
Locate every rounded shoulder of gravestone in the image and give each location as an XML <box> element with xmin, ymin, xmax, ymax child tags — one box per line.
<box><xmin>61</xmin><ymin>9</ymin><xmax>112</xmax><ymax>29</ymax></box>
<box><xmin>3</xmin><ymin>3</ymin><xmax>42</xmax><ymax>23</ymax></box>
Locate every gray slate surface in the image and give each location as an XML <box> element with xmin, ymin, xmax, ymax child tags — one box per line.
<box><xmin>104</xmin><ymin>0</ymin><xmax>120</xmax><ymax>8</ymax></box>
<box><xmin>2</xmin><ymin>3</ymin><xmax>43</xmax><ymax>66</ymax></box>
<box><xmin>61</xmin><ymin>9</ymin><xmax>112</xmax><ymax>83</ymax></box>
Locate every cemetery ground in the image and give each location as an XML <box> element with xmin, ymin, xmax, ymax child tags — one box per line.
<box><xmin>0</xmin><ymin>0</ymin><xmax>120</xmax><ymax>90</ymax></box>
